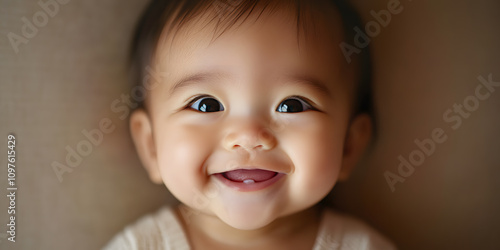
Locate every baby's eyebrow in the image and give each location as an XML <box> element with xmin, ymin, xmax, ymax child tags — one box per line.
<box><xmin>168</xmin><ymin>71</ymin><xmax>229</xmax><ymax>96</ymax></box>
<box><xmin>279</xmin><ymin>74</ymin><xmax>331</xmax><ymax>97</ymax></box>
<box><xmin>168</xmin><ymin>71</ymin><xmax>331</xmax><ymax>97</ymax></box>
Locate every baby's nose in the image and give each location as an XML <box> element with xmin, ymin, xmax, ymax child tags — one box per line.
<box><xmin>222</xmin><ymin>122</ymin><xmax>277</xmax><ymax>152</ymax></box>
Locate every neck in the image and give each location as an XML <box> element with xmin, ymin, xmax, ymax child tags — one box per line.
<box><xmin>176</xmin><ymin>204</ymin><xmax>322</xmax><ymax>249</ymax></box>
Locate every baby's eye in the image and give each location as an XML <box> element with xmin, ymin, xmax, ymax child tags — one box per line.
<box><xmin>276</xmin><ymin>97</ymin><xmax>314</xmax><ymax>113</ymax></box>
<box><xmin>188</xmin><ymin>96</ymin><xmax>224</xmax><ymax>112</ymax></box>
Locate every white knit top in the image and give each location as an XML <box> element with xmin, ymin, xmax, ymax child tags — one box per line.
<box><xmin>104</xmin><ymin>206</ymin><xmax>396</xmax><ymax>250</ymax></box>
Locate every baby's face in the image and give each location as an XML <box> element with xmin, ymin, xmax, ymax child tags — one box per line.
<box><xmin>132</xmin><ymin>7</ymin><xmax>369</xmax><ymax>230</ymax></box>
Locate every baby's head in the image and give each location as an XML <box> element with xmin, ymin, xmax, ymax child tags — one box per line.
<box><xmin>129</xmin><ymin>0</ymin><xmax>372</xmax><ymax>230</ymax></box>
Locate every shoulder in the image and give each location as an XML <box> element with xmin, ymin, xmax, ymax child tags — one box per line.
<box><xmin>314</xmin><ymin>208</ymin><xmax>397</xmax><ymax>250</ymax></box>
<box><xmin>103</xmin><ymin>206</ymin><xmax>190</xmax><ymax>250</ymax></box>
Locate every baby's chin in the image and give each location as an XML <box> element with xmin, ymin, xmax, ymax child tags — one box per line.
<box><xmin>210</xmin><ymin>199</ymin><xmax>296</xmax><ymax>231</ymax></box>
<box><xmin>216</xmin><ymin>208</ymin><xmax>278</xmax><ymax>230</ymax></box>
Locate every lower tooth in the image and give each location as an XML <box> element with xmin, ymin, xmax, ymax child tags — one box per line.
<box><xmin>243</xmin><ymin>179</ymin><xmax>255</xmax><ymax>184</ymax></box>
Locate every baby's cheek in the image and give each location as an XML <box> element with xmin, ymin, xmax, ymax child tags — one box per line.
<box><xmin>292</xmin><ymin>138</ymin><xmax>341</xmax><ymax>196</ymax></box>
<box><xmin>155</xmin><ymin>125</ymin><xmax>216</xmax><ymax>204</ymax></box>
<box><xmin>281</xmin><ymin>118</ymin><xmax>344</xmax><ymax>202</ymax></box>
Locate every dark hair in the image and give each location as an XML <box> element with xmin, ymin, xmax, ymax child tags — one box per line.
<box><xmin>130</xmin><ymin>0</ymin><xmax>372</xmax><ymax>116</ymax></box>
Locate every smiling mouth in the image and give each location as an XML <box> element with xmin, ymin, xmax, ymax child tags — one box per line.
<box><xmin>222</xmin><ymin>169</ymin><xmax>278</xmax><ymax>183</ymax></box>
<box><xmin>213</xmin><ymin>169</ymin><xmax>284</xmax><ymax>192</ymax></box>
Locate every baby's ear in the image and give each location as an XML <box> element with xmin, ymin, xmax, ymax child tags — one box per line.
<box><xmin>339</xmin><ymin>113</ymin><xmax>372</xmax><ymax>181</ymax></box>
<box><xmin>130</xmin><ymin>109</ymin><xmax>163</xmax><ymax>184</ymax></box>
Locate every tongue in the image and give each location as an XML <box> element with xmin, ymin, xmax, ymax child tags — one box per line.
<box><xmin>223</xmin><ymin>169</ymin><xmax>277</xmax><ymax>182</ymax></box>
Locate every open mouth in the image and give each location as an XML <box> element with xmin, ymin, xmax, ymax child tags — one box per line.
<box><xmin>222</xmin><ymin>169</ymin><xmax>278</xmax><ymax>183</ymax></box>
<box><xmin>213</xmin><ymin>169</ymin><xmax>284</xmax><ymax>192</ymax></box>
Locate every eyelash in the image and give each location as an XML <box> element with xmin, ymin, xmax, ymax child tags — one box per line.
<box><xmin>183</xmin><ymin>95</ymin><xmax>318</xmax><ymax>112</ymax></box>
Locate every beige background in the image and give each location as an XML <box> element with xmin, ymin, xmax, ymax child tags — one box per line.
<box><xmin>1</xmin><ymin>0</ymin><xmax>499</xmax><ymax>249</ymax></box>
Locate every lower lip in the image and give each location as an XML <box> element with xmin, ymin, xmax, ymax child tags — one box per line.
<box><xmin>213</xmin><ymin>172</ymin><xmax>285</xmax><ymax>192</ymax></box>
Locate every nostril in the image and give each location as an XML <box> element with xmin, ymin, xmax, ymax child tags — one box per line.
<box><xmin>233</xmin><ymin>143</ymin><xmax>260</xmax><ymax>150</ymax></box>
<box><xmin>258</xmin><ymin>131</ymin><xmax>277</xmax><ymax>150</ymax></box>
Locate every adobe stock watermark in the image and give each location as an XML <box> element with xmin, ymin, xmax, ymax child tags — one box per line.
<box><xmin>340</xmin><ymin>0</ymin><xmax>410</xmax><ymax>63</ymax></box>
<box><xmin>7</xmin><ymin>0</ymin><xmax>71</xmax><ymax>54</ymax></box>
<box><xmin>384</xmin><ymin>74</ymin><xmax>500</xmax><ymax>192</ymax></box>
<box><xmin>51</xmin><ymin>66</ymin><xmax>169</xmax><ymax>182</ymax></box>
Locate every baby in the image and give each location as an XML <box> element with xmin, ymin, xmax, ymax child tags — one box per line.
<box><xmin>105</xmin><ymin>0</ymin><xmax>395</xmax><ymax>249</ymax></box>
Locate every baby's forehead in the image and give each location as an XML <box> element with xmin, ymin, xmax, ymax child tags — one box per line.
<box><xmin>155</xmin><ymin>1</ymin><xmax>346</xmax><ymax>61</ymax></box>
<box><xmin>154</xmin><ymin>2</ymin><xmax>348</xmax><ymax>78</ymax></box>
